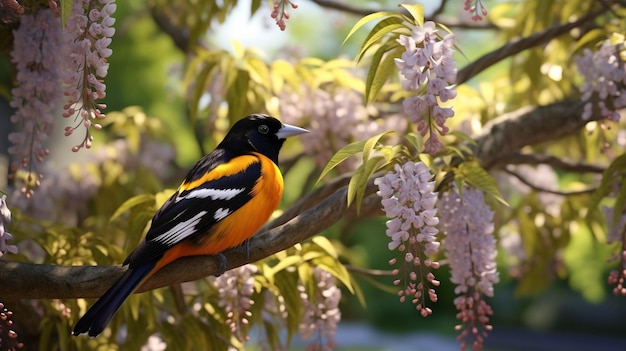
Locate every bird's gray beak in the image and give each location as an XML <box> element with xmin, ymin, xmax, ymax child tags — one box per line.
<box><xmin>276</xmin><ymin>123</ymin><xmax>309</xmax><ymax>139</ymax></box>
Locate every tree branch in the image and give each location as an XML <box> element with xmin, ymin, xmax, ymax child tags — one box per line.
<box><xmin>472</xmin><ymin>100</ymin><xmax>601</xmax><ymax>169</ymax></box>
<box><xmin>502</xmin><ymin>152</ymin><xmax>605</xmax><ymax>173</ymax></box>
<box><xmin>0</xmin><ymin>182</ymin><xmax>354</xmax><ymax>300</ymax></box>
<box><xmin>503</xmin><ymin>167</ymin><xmax>597</xmax><ymax>196</ymax></box>
<box><xmin>456</xmin><ymin>8</ymin><xmax>607</xmax><ymax>84</ymax></box>
<box><xmin>309</xmin><ymin>0</ymin><xmax>496</xmax><ymax>29</ymax></box>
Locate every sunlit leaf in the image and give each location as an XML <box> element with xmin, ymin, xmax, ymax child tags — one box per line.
<box><xmin>398</xmin><ymin>3</ymin><xmax>424</xmax><ymax>26</ymax></box>
<box><xmin>363</xmin><ymin>130</ymin><xmax>395</xmax><ymax>164</ymax></box>
<box><xmin>312</xmin><ymin>236</ymin><xmax>338</xmax><ymax>259</ymax></box>
<box><xmin>348</xmin><ymin>155</ymin><xmax>385</xmax><ymax>211</ymax></box>
<box><xmin>268</xmin><ymin>255</ymin><xmax>301</xmax><ymax>276</ymax></box>
<box><xmin>317</xmin><ymin>140</ymin><xmax>367</xmax><ymax>182</ymax></box>
<box><xmin>356</xmin><ymin>17</ymin><xmax>405</xmax><ymax>62</ymax></box>
<box><xmin>316</xmin><ymin>259</ymin><xmax>354</xmax><ymax>293</ymax></box>
<box><xmin>110</xmin><ymin>194</ymin><xmax>155</xmax><ymax>222</ymax></box>
<box><xmin>60</xmin><ymin>0</ymin><xmax>72</xmax><ymax>26</ymax></box>
<box><xmin>343</xmin><ymin>11</ymin><xmax>401</xmax><ymax>46</ymax></box>
<box><xmin>455</xmin><ymin>160</ymin><xmax>508</xmax><ymax>205</ymax></box>
<box><xmin>589</xmin><ymin>153</ymin><xmax>626</xmax><ymax>214</ymax></box>
<box><xmin>365</xmin><ymin>41</ymin><xmax>403</xmax><ymax>103</ymax></box>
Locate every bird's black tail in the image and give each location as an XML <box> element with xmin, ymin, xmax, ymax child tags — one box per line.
<box><xmin>72</xmin><ymin>262</ymin><xmax>155</xmax><ymax>337</ymax></box>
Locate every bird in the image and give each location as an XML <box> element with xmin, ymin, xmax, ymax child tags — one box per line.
<box><xmin>72</xmin><ymin>114</ymin><xmax>308</xmax><ymax>337</ymax></box>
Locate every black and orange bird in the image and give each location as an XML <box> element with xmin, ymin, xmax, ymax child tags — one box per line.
<box><xmin>72</xmin><ymin>114</ymin><xmax>308</xmax><ymax>337</ymax></box>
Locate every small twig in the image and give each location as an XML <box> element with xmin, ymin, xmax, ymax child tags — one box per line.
<box><xmin>503</xmin><ymin>167</ymin><xmax>597</xmax><ymax>196</ymax></box>
<box><xmin>309</xmin><ymin>0</ymin><xmax>496</xmax><ymax>29</ymax></box>
<box><xmin>457</xmin><ymin>8</ymin><xmax>608</xmax><ymax>84</ymax></box>
<box><xmin>502</xmin><ymin>152</ymin><xmax>605</xmax><ymax>173</ymax></box>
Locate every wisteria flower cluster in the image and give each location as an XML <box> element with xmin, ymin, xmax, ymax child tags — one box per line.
<box><xmin>374</xmin><ymin>161</ymin><xmax>440</xmax><ymax>317</ymax></box>
<box><xmin>1</xmin><ymin>195</ymin><xmax>18</xmax><ymax>258</ymax></box>
<box><xmin>575</xmin><ymin>39</ymin><xmax>626</xmax><ymax>121</ymax></box>
<box><xmin>214</xmin><ymin>264</ymin><xmax>258</xmax><ymax>341</ymax></box>
<box><xmin>280</xmin><ymin>87</ymin><xmax>405</xmax><ymax>172</ymax></box>
<box><xmin>62</xmin><ymin>0</ymin><xmax>117</xmax><ymax>151</ymax></box>
<box><xmin>298</xmin><ymin>267</ymin><xmax>342</xmax><ymax>351</ymax></box>
<box><xmin>271</xmin><ymin>0</ymin><xmax>298</xmax><ymax>31</ymax></box>
<box><xmin>8</xmin><ymin>9</ymin><xmax>62</xmax><ymax>198</ymax></box>
<box><xmin>439</xmin><ymin>185</ymin><xmax>499</xmax><ymax>351</ymax></box>
<box><xmin>0</xmin><ymin>302</ymin><xmax>23</xmax><ymax>350</ymax></box>
<box><xmin>395</xmin><ymin>21</ymin><xmax>457</xmax><ymax>155</ymax></box>
<box><xmin>464</xmin><ymin>0</ymin><xmax>488</xmax><ymax>21</ymax></box>
<box><xmin>8</xmin><ymin>1</ymin><xmax>117</xmax><ymax>197</ymax></box>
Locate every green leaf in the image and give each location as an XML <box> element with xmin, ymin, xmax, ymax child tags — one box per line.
<box><xmin>317</xmin><ymin>140</ymin><xmax>367</xmax><ymax>182</ymax></box>
<box><xmin>60</xmin><ymin>0</ymin><xmax>73</xmax><ymax>27</ymax></box>
<box><xmin>316</xmin><ymin>259</ymin><xmax>354</xmax><ymax>293</ymax></box>
<box><xmin>312</xmin><ymin>236</ymin><xmax>338</xmax><ymax>259</ymax></box>
<box><xmin>455</xmin><ymin>160</ymin><xmax>508</xmax><ymax>206</ymax></box>
<box><xmin>365</xmin><ymin>42</ymin><xmax>403</xmax><ymax>103</ymax></box>
<box><xmin>356</xmin><ymin>17</ymin><xmax>405</xmax><ymax>62</ymax></box>
<box><xmin>348</xmin><ymin>156</ymin><xmax>385</xmax><ymax>211</ymax></box>
<box><xmin>363</xmin><ymin>130</ymin><xmax>394</xmax><ymax>164</ymax></box>
<box><xmin>573</xmin><ymin>28</ymin><xmax>606</xmax><ymax>53</ymax></box>
<box><xmin>226</xmin><ymin>69</ymin><xmax>250</xmax><ymax>121</ymax></box>
<box><xmin>398</xmin><ymin>3</ymin><xmax>424</xmax><ymax>26</ymax></box>
<box><xmin>110</xmin><ymin>194</ymin><xmax>155</xmax><ymax>222</ymax></box>
<box><xmin>268</xmin><ymin>255</ymin><xmax>301</xmax><ymax>276</ymax></box>
<box><xmin>589</xmin><ymin>153</ymin><xmax>626</xmax><ymax>213</ymax></box>
<box><xmin>343</xmin><ymin>11</ymin><xmax>401</xmax><ymax>46</ymax></box>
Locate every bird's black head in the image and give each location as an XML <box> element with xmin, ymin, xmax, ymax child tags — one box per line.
<box><xmin>220</xmin><ymin>114</ymin><xmax>308</xmax><ymax>164</ymax></box>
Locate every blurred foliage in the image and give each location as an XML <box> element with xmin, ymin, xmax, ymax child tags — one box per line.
<box><xmin>2</xmin><ymin>0</ymin><xmax>626</xmax><ymax>350</ymax></box>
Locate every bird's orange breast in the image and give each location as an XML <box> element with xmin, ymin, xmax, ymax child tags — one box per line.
<box><xmin>153</xmin><ymin>153</ymin><xmax>283</xmax><ymax>272</ymax></box>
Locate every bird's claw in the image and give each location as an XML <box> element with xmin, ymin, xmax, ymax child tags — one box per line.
<box><xmin>214</xmin><ymin>253</ymin><xmax>228</xmax><ymax>276</ymax></box>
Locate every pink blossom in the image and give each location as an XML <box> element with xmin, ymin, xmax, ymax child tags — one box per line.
<box><xmin>464</xmin><ymin>0</ymin><xmax>489</xmax><ymax>21</ymax></box>
<box><xmin>9</xmin><ymin>9</ymin><xmax>61</xmax><ymax>197</ymax></box>
<box><xmin>576</xmin><ymin>40</ymin><xmax>625</xmax><ymax>121</ymax></box>
<box><xmin>395</xmin><ymin>21</ymin><xmax>457</xmax><ymax>155</ymax></box>
<box><xmin>439</xmin><ymin>185</ymin><xmax>499</xmax><ymax>350</ymax></box>
<box><xmin>62</xmin><ymin>0</ymin><xmax>116</xmax><ymax>152</ymax></box>
<box><xmin>271</xmin><ymin>0</ymin><xmax>298</xmax><ymax>31</ymax></box>
<box><xmin>374</xmin><ymin>162</ymin><xmax>440</xmax><ymax>315</ymax></box>
<box><xmin>214</xmin><ymin>264</ymin><xmax>258</xmax><ymax>342</ymax></box>
<box><xmin>298</xmin><ymin>267</ymin><xmax>341</xmax><ymax>351</ymax></box>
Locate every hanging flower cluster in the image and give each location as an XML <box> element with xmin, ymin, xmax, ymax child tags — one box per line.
<box><xmin>62</xmin><ymin>0</ymin><xmax>117</xmax><ymax>151</ymax></box>
<box><xmin>271</xmin><ymin>0</ymin><xmax>298</xmax><ymax>31</ymax></box>
<box><xmin>279</xmin><ymin>87</ymin><xmax>401</xmax><ymax>172</ymax></box>
<box><xmin>575</xmin><ymin>39</ymin><xmax>626</xmax><ymax>121</ymax></box>
<box><xmin>395</xmin><ymin>21</ymin><xmax>458</xmax><ymax>155</ymax></box>
<box><xmin>8</xmin><ymin>9</ymin><xmax>62</xmax><ymax>198</ymax></box>
<box><xmin>0</xmin><ymin>302</ymin><xmax>23</xmax><ymax>350</ymax></box>
<box><xmin>439</xmin><ymin>185</ymin><xmax>499</xmax><ymax>351</ymax></box>
<box><xmin>374</xmin><ymin>161</ymin><xmax>440</xmax><ymax>317</ymax></box>
<box><xmin>298</xmin><ymin>267</ymin><xmax>342</xmax><ymax>351</ymax></box>
<box><xmin>8</xmin><ymin>1</ymin><xmax>116</xmax><ymax>197</ymax></box>
<box><xmin>464</xmin><ymin>0</ymin><xmax>488</xmax><ymax>21</ymax></box>
<box><xmin>214</xmin><ymin>264</ymin><xmax>258</xmax><ymax>342</ymax></box>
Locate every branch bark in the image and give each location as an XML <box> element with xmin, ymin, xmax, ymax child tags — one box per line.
<box><xmin>0</xmin><ymin>182</ymin><xmax>353</xmax><ymax>300</ymax></box>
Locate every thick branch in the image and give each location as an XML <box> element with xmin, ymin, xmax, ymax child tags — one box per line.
<box><xmin>473</xmin><ymin>100</ymin><xmax>600</xmax><ymax>169</ymax></box>
<box><xmin>0</xmin><ymin>183</ymin><xmax>352</xmax><ymax>300</ymax></box>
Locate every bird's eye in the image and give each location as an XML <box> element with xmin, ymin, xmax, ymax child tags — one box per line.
<box><xmin>258</xmin><ymin>124</ymin><xmax>269</xmax><ymax>134</ymax></box>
